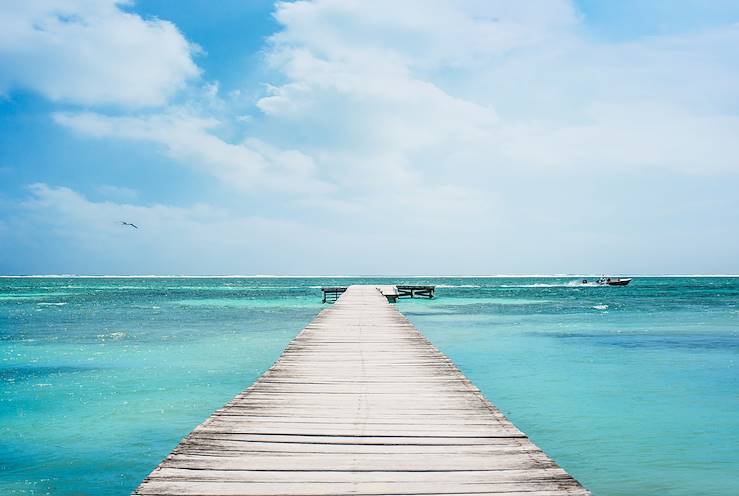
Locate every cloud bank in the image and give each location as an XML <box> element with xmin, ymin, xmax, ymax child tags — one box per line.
<box><xmin>0</xmin><ymin>0</ymin><xmax>199</xmax><ymax>106</ymax></box>
<box><xmin>3</xmin><ymin>0</ymin><xmax>739</xmax><ymax>274</ymax></box>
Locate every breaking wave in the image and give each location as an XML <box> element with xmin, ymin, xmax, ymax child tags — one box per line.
<box><xmin>434</xmin><ymin>284</ymin><xmax>481</xmax><ymax>288</ymax></box>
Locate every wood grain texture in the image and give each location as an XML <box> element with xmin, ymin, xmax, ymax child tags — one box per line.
<box><xmin>134</xmin><ymin>285</ymin><xmax>589</xmax><ymax>495</ymax></box>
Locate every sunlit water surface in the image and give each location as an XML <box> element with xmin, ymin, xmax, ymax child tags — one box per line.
<box><xmin>1</xmin><ymin>277</ymin><xmax>737</xmax><ymax>495</ymax></box>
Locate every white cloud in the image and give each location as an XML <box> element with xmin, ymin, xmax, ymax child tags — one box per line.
<box><xmin>6</xmin><ymin>181</ymin><xmax>738</xmax><ymax>275</ymax></box>
<box><xmin>0</xmin><ymin>0</ymin><xmax>199</xmax><ymax>106</ymax></box>
<box><xmin>270</xmin><ymin>0</ymin><xmax>579</xmax><ymax>70</ymax></box>
<box><xmin>493</xmin><ymin>104</ymin><xmax>739</xmax><ymax>173</ymax></box>
<box><xmin>46</xmin><ymin>0</ymin><xmax>739</xmax><ymax>207</ymax></box>
<box><xmin>259</xmin><ymin>0</ymin><xmax>739</xmax><ymax>176</ymax></box>
<box><xmin>96</xmin><ymin>184</ymin><xmax>139</xmax><ymax>202</ymax></box>
<box><xmin>19</xmin><ymin>1</ymin><xmax>739</xmax><ymax>273</ymax></box>
<box><xmin>7</xmin><ymin>183</ymin><xmax>492</xmax><ymax>274</ymax></box>
<box><xmin>54</xmin><ymin>110</ymin><xmax>334</xmax><ymax>194</ymax></box>
<box><xmin>10</xmin><ymin>183</ymin><xmax>319</xmax><ymax>274</ymax></box>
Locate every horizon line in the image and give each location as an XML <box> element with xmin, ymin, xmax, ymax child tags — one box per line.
<box><xmin>2</xmin><ymin>274</ymin><xmax>739</xmax><ymax>278</ymax></box>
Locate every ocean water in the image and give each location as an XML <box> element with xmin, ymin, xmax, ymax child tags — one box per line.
<box><xmin>1</xmin><ymin>277</ymin><xmax>737</xmax><ymax>495</ymax></box>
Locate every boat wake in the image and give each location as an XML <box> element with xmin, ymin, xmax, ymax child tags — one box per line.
<box><xmin>435</xmin><ymin>284</ymin><xmax>481</xmax><ymax>288</ymax></box>
<box><xmin>501</xmin><ymin>280</ymin><xmax>603</xmax><ymax>288</ymax></box>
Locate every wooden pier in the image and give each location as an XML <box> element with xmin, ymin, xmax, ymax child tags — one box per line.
<box><xmin>134</xmin><ymin>285</ymin><xmax>588</xmax><ymax>496</ymax></box>
<box><xmin>322</xmin><ymin>285</ymin><xmax>434</xmax><ymax>303</ymax></box>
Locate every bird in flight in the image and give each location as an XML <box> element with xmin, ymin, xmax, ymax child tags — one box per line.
<box><xmin>120</xmin><ymin>221</ymin><xmax>139</xmax><ymax>229</ymax></box>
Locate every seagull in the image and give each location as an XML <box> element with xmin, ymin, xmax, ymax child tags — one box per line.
<box><xmin>120</xmin><ymin>221</ymin><xmax>139</xmax><ymax>229</ymax></box>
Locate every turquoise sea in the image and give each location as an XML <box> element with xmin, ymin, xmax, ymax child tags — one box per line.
<box><xmin>1</xmin><ymin>277</ymin><xmax>737</xmax><ymax>495</ymax></box>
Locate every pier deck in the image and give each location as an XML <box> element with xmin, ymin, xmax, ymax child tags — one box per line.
<box><xmin>322</xmin><ymin>285</ymin><xmax>433</xmax><ymax>303</ymax></box>
<box><xmin>134</xmin><ymin>285</ymin><xmax>588</xmax><ymax>495</ymax></box>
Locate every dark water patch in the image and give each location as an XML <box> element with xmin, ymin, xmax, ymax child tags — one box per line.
<box><xmin>530</xmin><ymin>331</ymin><xmax>739</xmax><ymax>352</ymax></box>
<box><xmin>0</xmin><ymin>439</ymin><xmax>149</xmax><ymax>495</ymax></box>
<box><xmin>601</xmin><ymin>335</ymin><xmax>739</xmax><ymax>352</ymax></box>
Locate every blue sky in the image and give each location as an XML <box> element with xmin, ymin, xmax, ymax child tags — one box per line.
<box><xmin>1</xmin><ymin>0</ymin><xmax>739</xmax><ymax>275</ymax></box>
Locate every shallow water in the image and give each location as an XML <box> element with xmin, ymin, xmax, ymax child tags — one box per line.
<box><xmin>1</xmin><ymin>277</ymin><xmax>737</xmax><ymax>495</ymax></box>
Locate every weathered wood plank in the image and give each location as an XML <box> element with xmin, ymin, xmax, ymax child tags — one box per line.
<box><xmin>136</xmin><ymin>480</ymin><xmax>587</xmax><ymax>496</ymax></box>
<box><xmin>134</xmin><ymin>285</ymin><xmax>589</xmax><ymax>495</ymax></box>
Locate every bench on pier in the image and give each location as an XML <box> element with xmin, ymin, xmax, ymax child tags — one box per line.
<box><xmin>396</xmin><ymin>285</ymin><xmax>435</xmax><ymax>299</ymax></box>
<box><xmin>322</xmin><ymin>285</ymin><xmax>435</xmax><ymax>303</ymax></box>
<box><xmin>321</xmin><ymin>287</ymin><xmax>347</xmax><ymax>303</ymax></box>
